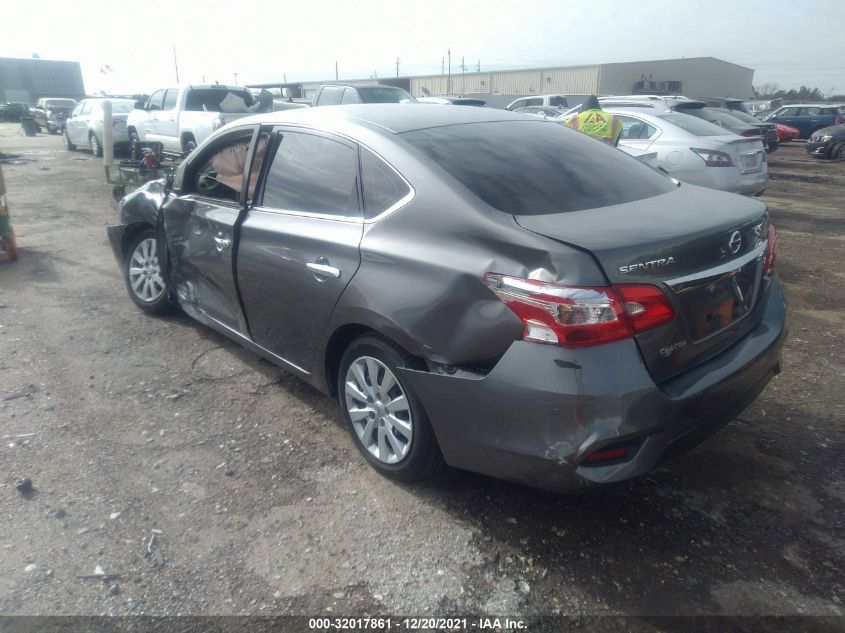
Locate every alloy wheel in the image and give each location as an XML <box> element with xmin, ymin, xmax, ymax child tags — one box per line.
<box><xmin>344</xmin><ymin>356</ymin><xmax>413</xmax><ymax>464</ymax></box>
<box><xmin>128</xmin><ymin>238</ymin><xmax>165</xmax><ymax>303</ymax></box>
<box><xmin>90</xmin><ymin>134</ymin><xmax>100</xmax><ymax>156</ymax></box>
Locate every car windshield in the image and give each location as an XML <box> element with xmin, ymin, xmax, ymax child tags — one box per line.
<box><xmin>724</xmin><ymin>109</ymin><xmax>764</xmax><ymax>125</ymax></box>
<box><xmin>45</xmin><ymin>99</ymin><xmax>75</xmax><ymax>108</ymax></box>
<box><xmin>357</xmin><ymin>87</ymin><xmax>417</xmax><ymax>104</ymax></box>
<box><xmin>659</xmin><ymin>112</ymin><xmax>728</xmax><ymax>136</ymax></box>
<box><xmin>401</xmin><ymin>121</ymin><xmax>674</xmax><ymax>215</ymax></box>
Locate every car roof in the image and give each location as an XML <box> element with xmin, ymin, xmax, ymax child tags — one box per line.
<box><xmin>778</xmin><ymin>103</ymin><xmax>839</xmax><ymax>108</ymax></box>
<box><xmin>321</xmin><ymin>84</ymin><xmax>407</xmax><ymax>90</ymax></box>
<box><xmin>231</xmin><ymin>103</ymin><xmax>536</xmax><ymax>134</ymax></box>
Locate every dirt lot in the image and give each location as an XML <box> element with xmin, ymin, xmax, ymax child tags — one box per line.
<box><xmin>0</xmin><ymin>124</ymin><xmax>843</xmax><ymax>621</ymax></box>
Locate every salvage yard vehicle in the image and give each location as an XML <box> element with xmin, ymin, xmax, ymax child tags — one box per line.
<box><xmin>806</xmin><ymin>124</ymin><xmax>845</xmax><ymax>160</ymax></box>
<box><xmin>775</xmin><ymin>123</ymin><xmax>800</xmax><ymax>143</ymax></box>
<box><xmin>64</xmin><ymin>98</ymin><xmax>135</xmax><ymax>156</ymax></box>
<box><xmin>108</xmin><ymin>105</ymin><xmax>785</xmax><ymax>492</ymax></box>
<box><xmin>761</xmin><ymin>104</ymin><xmax>844</xmax><ymax>139</ymax></box>
<box><xmin>312</xmin><ymin>84</ymin><xmax>417</xmax><ymax>106</ymax></box>
<box><xmin>127</xmin><ymin>85</ymin><xmax>266</xmax><ymax>155</ymax></box>
<box><xmin>506</xmin><ymin>94</ymin><xmax>569</xmax><ymax>110</ymax></box>
<box><xmin>712</xmin><ymin>107</ymin><xmax>780</xmax><ymax>153</ymax></box>
<box><xmin>418</xmin><ymin>96</ymin><xmax>487</xmax><ymax>106</ymax></box>
<box><xmin>30</xmin><ymin>97</ymin><xmax>76</xmax><ymax>133</ymax></box>
<box><xmin>513</xmin><ymin>106</ymin><xmax>568</xmax><ymax>119</ymax></box>
<box><xmin>607</xmin><ymin>108</ymin><xmax>769</xmax><ymax>196</ymax></box>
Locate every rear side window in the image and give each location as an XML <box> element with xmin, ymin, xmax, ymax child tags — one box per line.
<box><xmin>548</xmin><ymin>96</ymin><xmax>568</xmax><ymax>107</ymax></box>
<box><xmin>317</xmin><ymin>86</ymin><xmax>344</xmax><ymax>106</ymax></box>
<box><xmin>262</xmin><ymin>132</ymin><xmax>359</xmax><ymax>217</ymax></box>
<box><xmin>401</xmin><ymin>121</ymin><xmax>674</xmax><ymax>215</ymax></box>
<box><xmin>162</xmin><ymin>89</ymin><xmax>178</xmax><ymax>110</ymax></box>
<box><xmin>341</xmin><ymin>88</ymin><xmax>362</xmax><ymax>104</ymax></box>
<box><xmin>184</xmin><ymin>88</ymin><xmax>253</xmax><ymax>113</ymax></box>
<box><xmin>361</xmin><ymin>148</ymin><xmax>412</xmax><ymax>219</ymax></box>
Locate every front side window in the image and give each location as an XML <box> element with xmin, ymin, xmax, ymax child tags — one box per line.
<box><xmin>147</xmin><ymin>90</ymin><xmax>165</xmax><ymax>111</ymax></box>
<box><xmin>184</xmin><ymin>88</ymin><xmax>253</xmax><ymax>113</ymax></box>
<box><xmin>262</xmin><ymin>132</ymin><xmax>359</xmax><ymax>217</ymax></box>
<box><xmin>361</xmin><ymin>148</ymin><xmax>411</xmax><ymax>219</ymax></box>
<box><xmin>318</xmin><ymin>86</ymin><xmax>344</xmax><ymax>106</ymax></box>
<box><xmin>192</xmin><ymin>132</ymin><xmax>267</xmax><ymax>202</ymax></box>
<box><xmin>80</xmin><ymin>102</ymin><xmax>93</xmax><ymax>116</ymax></box>
<box><xmin>402</xmin><ymin>121</ymin><xmax>674</xmax><ymax>215</ymax></box>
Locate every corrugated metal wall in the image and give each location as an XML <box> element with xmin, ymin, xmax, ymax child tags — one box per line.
<box><xmin>0</xmin><ymin>58</ymin><xmax>85</xmax><ymax>102</ymax></box>
<box><xmin>596</xmin><ymin>58</ymin><xmax>754</xmax><ymax>99</ymax></box>
<box><xmin>411</xmin><ymin>65</ymin><xmax>600</xmax><ymax>97</ymax></box>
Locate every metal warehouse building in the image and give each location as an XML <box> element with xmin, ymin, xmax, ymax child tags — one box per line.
<box><xmin>409</xmin><ymin>57</ymin><xmax>754</xmax><ymax>107</ymax></box>
<box><xmin>0</xmin><ymin>57</ymin><xmax>85</xmax><ymax>103</ymax></box>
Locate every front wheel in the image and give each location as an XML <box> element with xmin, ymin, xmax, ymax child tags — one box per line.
<box><xmin>338</xmin><ymin>336</ymin><xmax>443</xmax><ymax>482</ymax></box>
<box><xmin>831</xmin><ymin>142</ymin><xmax>845</xmax><ymax>161</ymax></box>
<box><xmin>183</xmin><ymin>139</ymin><xmax>197</xmax><ymax>154</ymax></box>
<box><xmin>64</xmin><ymin>129</ymin><xmax>76</xmax><ymax>151</ymax></box>
<box><xmin>124</xmin><ymin>229</ymin><xmax>170</xmax><ymax>314</ymax></box>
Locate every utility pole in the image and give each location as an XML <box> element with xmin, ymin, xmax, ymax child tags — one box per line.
<box><xmin>395</xmin><ymin>57</ymin><xmax>400</xmax><ymax>77</ymax></box>
<box><xmin>459</xmin><ymin>56</ymin><xmax>467</xmax><ymax>94</ymax></box>
<box><xmin>476</xmin><ymin>59</ymin><xmax>480</xmax><ymax>73</ymax></box>
<box><xmin>447</xmin><ymin>48</ymin><xmax>451</xmax><ymax>95</ymax></box>
<box><xmin>335</xmin><ymin>61</ymin><xmax>339</xmax><ymax>81</ymax></box>
<box><xmin>441</xmin><ymin>57</ymin><xmax>445</xmax><ymax>75</ymax></box>
<box><xmin>233</xmin><ymin>72</ymin><xmax>239</xmax><ymax>86</ymax></box>
<box><xmin>173</xmin><ymin>44</ymin><xmax>180</xmax><ymax>83</ymax></box>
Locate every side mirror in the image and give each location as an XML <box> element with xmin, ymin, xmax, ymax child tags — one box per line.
<box><xmin>134</xmin><ymin>100</ymin><xmax>146</xmax><ymax>110</ymax></box>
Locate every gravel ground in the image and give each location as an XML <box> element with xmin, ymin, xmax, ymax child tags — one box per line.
<box><xmin>0</xmin><ymin>124</ymin><xmax>843</xmax><ymax>620</ymax></box>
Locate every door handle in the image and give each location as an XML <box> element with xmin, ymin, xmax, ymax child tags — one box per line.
<box><xmin>307</xmin><ymin>261</ymin><xmax>341</xmax><ymax>279</ymax></box>
<box><xmin>213</xmin><ymin>233</ymin><xmax>231</xmax><ymax>252</ymax></box>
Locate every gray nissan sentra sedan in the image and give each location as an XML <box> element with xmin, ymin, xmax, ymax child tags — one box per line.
<box><xmin>107</xmin><ymin>105</ymin><xmax>786</xmax><ymax>492</ymax></box>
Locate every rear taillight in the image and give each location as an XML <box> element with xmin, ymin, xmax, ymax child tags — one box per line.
<box><xmin>763</xmin><ymin>224</ymin><xmax>777</xmax><ymax>277</ymax></box>
<box><xmin>482</xmin><ymin>274</ymin><xmax>675</xmax><ymax>348</ymax></box>
<box><xmin>691</xmin><ymin>147</ymin><xmax>734</xmax><ymax>167</ymax></box>
<box><xmin>212</xmin><ymin>117</ymin><xmax>226</xmax><ymax>131</ymax></box>
<box><xmin>112</xmin><ymin>118</ymin><xmax>122</xmax><ymax>127</ymax></box>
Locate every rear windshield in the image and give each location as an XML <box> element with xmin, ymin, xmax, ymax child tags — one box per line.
<box><xmin>110</xmin><ymin>102</ymin><xmax>134</xmax><ymax>113</ymax></box>
<box><xmin>401</xmin><ymin>121</ymin><xmax>674</xmax><ymax>215</ymax></box>
<box><xmin>45</xmin><ymin>99</ymin><xmax>75</xmax><ymax>108</ymax></box>
<box><xmin>659</xmin><ymin>113</ymin><xmax>727</xmax><ymax>136</ymax></box>
<box><xmin>185</xmin><ymin>88</ymin><xmax>254</xmax><ymax>113</ymax></box>
<box><xmin>357</xmin><ymin>87</ymin><xmax>417</xmax><ymax>104</ymax></box>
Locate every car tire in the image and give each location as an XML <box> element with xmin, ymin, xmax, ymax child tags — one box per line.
<box><xmin>183</xmin><ymin>138</ymin><xmax>197</xmax><ymax>154</ymax></box>
<box><xmin>89</xmin><ymin>133</ymin><xmax>103</xmax><ymax>157</ymax></box>
<box><xmin>123</xmin><ymin>228</ymin><xmax>171</xmax><ymax>315</ymax></box>
<box><xmin>338</xmin><ymin>335</ymin><xmax>444</xmax><ymax>482</ymax></box>
<box><xmin>831</xmin><ymin>142</ymin><xmax>845</xmax><ymax>161</ymax></box>
<box><xmin>63</xmin><ymin>129</ymin><xmax>76</xmax><ymax>151</ymax></box>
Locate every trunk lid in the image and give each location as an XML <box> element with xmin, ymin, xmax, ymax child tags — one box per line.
<box><xmin>722</xmin><ymin>137</ymin><xmax>766</xmax><ymax>173</ymax></box>
<box><xmin>515</xmin><ymin>186</ymin><xmax>770</xmax><ymax>383</ymax></box>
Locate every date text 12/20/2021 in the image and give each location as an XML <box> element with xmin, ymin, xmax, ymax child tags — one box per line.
<box><xmin>308</xmin><ymin>617</ymin><xmax>528</xmax><ymax>630</ymax></box>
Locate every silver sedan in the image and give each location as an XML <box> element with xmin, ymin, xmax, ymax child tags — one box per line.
<box><xmin>64</xmin><ymin>98</ymin><xmax>135</xmax><ymax>157</ymax></box>
<box><xmin>605</xmin><ymin>108</ymin><xmax>768</xmax><ymax>196</ymax></box>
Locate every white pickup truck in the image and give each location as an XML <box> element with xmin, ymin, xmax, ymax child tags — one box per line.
<box><xmin>126</xmin><ymin>85</ymin><xmax>265</xmax><ymax>155</ymax></box>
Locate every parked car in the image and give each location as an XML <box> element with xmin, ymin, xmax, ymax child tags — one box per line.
<box><xmin>708</xmin><ymin>107</ymin><xmax>780</xmax><ymax>153</ymax></box>
<box><xmin>693</xmin><ymin>97</ymin><xmax>751</xmax><ymax>114</ymax></box>
<box><xmin>127</xmin><ymin>85</ymin><xmax>264</xmax><ymax>155</ymax></box>
<box><xmin>418</xmin><ymin>96</ymin><xmax>487</xmax><ymax>106</ymax></box>
<box><xmin>506</xmin><ymin>95</ymin><xmax>569</xmax><ymax>111</ymax></box>
<box><xmin>677</xmin><ymin>107</ymin><xmax>770</xmax><ymax>149</ymax></box>
<box><xmin>312</xmin><ymin>84</ymin><xmax>417</xmax><ymax>106</ymax></box>
<box><xmin>64</xmin><ymin>98</ymin><xmax>135</xmax><ymax>156</ymax></box>
<box><xmin>775</xmin><ymin>123</ymin><xmax>800</xmax><ymax>143</ymax></box>
<box><xmin>761</xmin><ymin>104</ymin><xmax>844</xmax><ymax>139</ymax></box>
<box><xmin>30</xmin><ymin>98</ymin><xmax>77</xmax><ymax>133</ymax></box>
<box><xmin>605</xmin><ymin>108</ymin><xmax>768</xmax><ymax>196</ymax></box>
<box><xmin>513</xmin><ymin>106</ymin><xmax>567</xmax><ymax>119</ymax></box>
<box><xmin>0</xmin><ymin>102</ymin><xmax>31</xmax><ymax>122</ymax></box>
<box><xmin>806</xmin><ymin>124</ymin><xmax>845</xmax><ymax>160</ymax></box>
<box><xmin>107</xmin><ymin>105</ymin><xmax>785</xmax><ymax>492</ymax></box>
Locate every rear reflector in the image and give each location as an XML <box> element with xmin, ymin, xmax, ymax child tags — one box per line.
<box><xmin>582</xmin><ymin>441</ymin><xmax>642</xmax><ymax>465</ymax></box>
<box><xmin>483</xmin><ymin>274</ymin><xmax>675</xmax><ymax>348</ymax></box>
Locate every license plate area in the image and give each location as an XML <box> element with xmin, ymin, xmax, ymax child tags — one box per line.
<box><xmin>740</xmin><ymin>151</ymin><xmax>762</xmax><ymax>172</ymax></box>
<box><xmin>671</xmin><ymin>259</ymin><xmax>763</xmax><ymax>342</ymax></box>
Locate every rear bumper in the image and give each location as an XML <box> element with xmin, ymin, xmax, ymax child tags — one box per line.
<box><xmin>687</xmin><ymin>167</ymin><xmax>768</xmax><ymax>196</ymax></box>
<box><xmin>401</xmin><ymin>276</ymin><xmax>787</xmax><ymax>492</ymax></box>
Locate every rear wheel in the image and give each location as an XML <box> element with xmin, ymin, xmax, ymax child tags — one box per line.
<box><xmin>89</xmin><ymin>133</ymin><xmax>103</xmax><ymax>157</ymax></box>
<box><xmin>124</xmin><ymin>229</ymin><xmax>170</xmax><ymax>314</ymax></box>
<box><xmin>64</xmin><ymin>129</ymin><xmax>76</xmax><ymax>151</ymax></box>
<box><xmin>338</xmin><ymin>336</ymin><xmax>443</xmax><ymax>481</ymax></box>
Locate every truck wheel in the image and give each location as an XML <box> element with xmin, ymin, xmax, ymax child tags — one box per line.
<box><xmin>183</xmin><ymin>139</ymin><xmax>197</xmax><ymax>154</ymax></box>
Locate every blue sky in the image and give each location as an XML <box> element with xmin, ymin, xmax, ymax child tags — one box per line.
<box><xmin>2</xmin><ymin>0</ymin><xmax>843</xmax><ymax>95</ymax></box>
